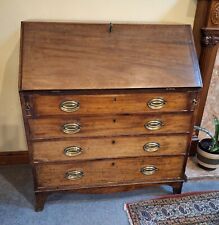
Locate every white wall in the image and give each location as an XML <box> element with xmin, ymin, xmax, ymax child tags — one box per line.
<box><xmin>0</xmin><ymin>0</ymin><xmax>197</xmax><ymax>151</ymax></box>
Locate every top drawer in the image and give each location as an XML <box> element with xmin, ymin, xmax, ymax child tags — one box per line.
<box><xmin>29</xmin><ymin>92</ymin><xmax>195</xmax><ymax>117</ymax></box>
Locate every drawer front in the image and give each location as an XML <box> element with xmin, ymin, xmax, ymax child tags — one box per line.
<box><xmin>36</xmin><ymin>156</ymin><xmax>185</xmax><ymax>189</ymax></box>
<box><xmin>29</xmin><ymin>113</ymin><xmax>192</xmax><ymax>139</ymax></box>
<box><xmin>31</xmin><ymin>92</ymin><xmax>192</xmax><ymax>116</ymax></box>
<box><xmin>32</xmin><ymin>134</ymin><xmax>188</xmax><ymax>162</ymax></box>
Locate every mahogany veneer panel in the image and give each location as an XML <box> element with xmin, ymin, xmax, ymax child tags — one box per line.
<box><xmin>32</xmin><ymin>92</ymin><xmax>192</xmax><ymax>116</ymax></box>
<box><xmin>32</xmin><ymin>134</ymin><xmax>189</xmax><ymax>162</ymax></box>
<box><xmin>28</xmin><ymin>113</ymin><xmax>192</xmax><ymax>139</ymax></box>
<box><xmin>20</xmin><ymin>22</ymin><xmax>202</xmax><ymax>91</ymax></box>
<box><xmin>36</xmin><ymin>156</ymin><xmax>184</xmax><ymax>189</ymax></box>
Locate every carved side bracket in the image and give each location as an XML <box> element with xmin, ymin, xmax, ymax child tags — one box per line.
<box><xmin>201</xmin><ymin>28</ymin><xmax>219</xmax><ymax>46</ymax></box>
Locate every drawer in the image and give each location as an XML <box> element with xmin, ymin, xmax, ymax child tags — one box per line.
<box><xmin>28</xmin><ymin>113</ymin><xmax>192</xmax><ymax>139</ymax></box>
<box><xmin>32</xmin><ymin>134</ymin><xmax>189</xmax><ymax>162</ymax></box>
<box><xmin>30</xmin><ymin>92</ymin><xmax>193</xmax><ymax>117</ymax></box>
<box><xmin>36</xmin><ymin>156</ymin><xmax>185</xmax><ymax>189</ymax></box>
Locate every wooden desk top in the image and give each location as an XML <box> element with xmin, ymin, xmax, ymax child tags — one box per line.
<box><xmin>19</xmin><ymin>22</ymin><xmax>202</xmax><ymax>91</ymax></box>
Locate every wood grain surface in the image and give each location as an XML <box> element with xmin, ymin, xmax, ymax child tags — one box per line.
<box><xmin>20</xmin><ymin>22</ymin><xmax>202</xmax><ymax>90</ymax></box>
<box><xmin>36</xmin><ymin>156</ymin><xmax>184</xmax><ymax>189</ymax></box>
<box><xmin>28</xmin><ymin>113</ymin><xmax>192</xmax><ymax>139</ymax></box>
<box><xmin>32</xmin><ymin>92</ymin><xmax>192</xmax><ymax>116</ymax></box>
<box><xmin>32</xmin><ymin>134</ymin><xmax>189</xmax><ymax>162</ymax></box>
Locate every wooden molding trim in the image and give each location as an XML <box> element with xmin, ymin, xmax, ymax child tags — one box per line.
<box><xmin>0</xmin><ymin>151</ymin><xmax>29</xmax><ymax>165</ymax></box>
<box><xmin>193</xmin><ymin>0</ymin><xmax>211</xmax><ymax>57</ymax></box>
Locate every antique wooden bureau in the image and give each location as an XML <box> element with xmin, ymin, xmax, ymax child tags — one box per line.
<box><xmin>19</xmin><ymin>22</ymin><xmax>202</xmax><ymax>211</ymax></box>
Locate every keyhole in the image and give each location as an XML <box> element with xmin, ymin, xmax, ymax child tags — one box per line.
<box><xmin>112</xmin><ymin>140</ymin><xmax>116</xmax><ymax>144</ymax></box>
<box><xmin>113</xmin><ymin>119</ymin><xmax>116</xmax><ymax>123</ymax></box>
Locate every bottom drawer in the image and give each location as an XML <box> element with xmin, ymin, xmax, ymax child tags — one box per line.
<box><xmin>36</xmin><ymin>156</ymin><xmax>185</xmax><ymax>189</ymax></box>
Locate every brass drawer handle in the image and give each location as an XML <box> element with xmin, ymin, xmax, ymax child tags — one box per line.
<box><xmin>62</xmin><ymin>123</ymin><xmax>81</xmax><ymax>134</ymax></box>
<box><xmin>141</xmin><ymin>166</ymin><xmax>158</xmax><ymax>176</ymax></box>
<box><xmin>64</xmin><ymin>146</ymin><xmax>83</xmax><ymax>157</ymax></box>
<box><xmin>143</xmin><ymin>142</ymin><xmax>160</xmax><ymax>152</ymax></box>
<box><xmin>147</xmin><ymin>98</ymin><xmax>166</xmax><ymax>109</ymax></box>
<box><xmin>145</xmin><ymin>120</ymin><xmax>163</xmax><ymax>131</ymax></box>
<box><xmin>60</xmin><ymin>100</ymin><xmax>80</xmax><ymax>112</ymax></box>
<box><xmin>65</xmin><ymin>170</ymin><xmax>84</xmax><ymax>180</ymax></box>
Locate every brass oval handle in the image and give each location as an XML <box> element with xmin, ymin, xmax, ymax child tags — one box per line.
<box><xmin>143</xmin><ymin>142</ymin><xmax>160</xmax><ymax>152</ymax></box>
<box><xmin>64</xmin><ymin>146</ymin><xmax>83</xmax><ymax>157</ymax></box>
<box><xmin>141</xmin><ymin>166</ymin><xmax>158</xmax><ymax>176</ymax></box>
<box><xmin>145</xmin><ymin>120</ymin><xmax>163</xmax><ymax>131</ymax></box>
<box><xmin>65</xmin><ymin>170</ymin><xmax>84</xmax><ymax>180</ymax></box>
<box><xmin>147</xmin><ymin>98</ymin><xmax>166</xmax><ymax>109</ymax></box>
<box><xmin>60</xmin><ymin>100</ymin><xmax>80</xmax><ymax>112</ymax></box>
<box><xmin>62</xmin><ymin>123</ymin><xmax>81</xmax><ymax>134</ymax></box>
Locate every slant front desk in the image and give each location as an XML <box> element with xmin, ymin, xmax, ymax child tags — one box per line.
<box><xmin>19</xmin><ymin>22</ymin><xmax>202</xmax><ymax>211</ymax></box>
